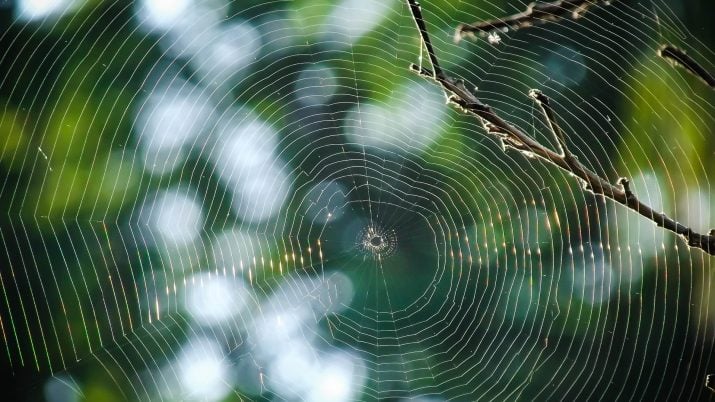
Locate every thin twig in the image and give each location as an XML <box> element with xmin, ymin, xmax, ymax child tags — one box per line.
<box><xmin>407</xmin><ymin>0</ymin><xmax>443</xmax><ymax>79</ymax></box>
<box><xmin>406</xmin><ymin>0</ymin><xmax>715</xmax><ymax>255</ymax></box>
<box><xmin>528</xmin><ymin>90</ymin><xmax>569</xmax><ymax>157</ymax></box>
<box><xmin>455</xmin><ymin>0</ymin><xmax>612</xmax><ymax>43</ymax></box>
<box><xmin>528</xmin><ymin>89</ymin><xmax>587</xmax><ymax>181</ymax></box>
<box><xmin>658</xmin><ymin>44</ymin><xmax>715</xmax><ymax>90</ymax></box>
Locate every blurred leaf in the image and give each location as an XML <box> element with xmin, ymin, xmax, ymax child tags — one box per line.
<box><xmin>0</xmin><ymin>102</ymin><xmax>28</xmax><ymax>170</ymax></box>
<box><xmin>620</xmin><ymin>57</ymin><xmax>713</xmax><ymax>184</ymax></box>
<box><xmin>30</xmin><ymin>152</ymin><xmax>137</xmax><ymax>218</ymax></box>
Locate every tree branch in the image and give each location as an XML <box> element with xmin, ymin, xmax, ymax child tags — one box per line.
<box><xmin>455</xmin><ymin>0</ymin><xmax>613</xmax><ymax>43</ymax></box>
<box><xmin>658</xmin><ymin>44</ymin><xmax>715</xmax><ymax>90</ymax></box>
<box><xmin>406</xmin><ymin>0</ymin><xmax>715</xmax><ymax>255</ymax></box>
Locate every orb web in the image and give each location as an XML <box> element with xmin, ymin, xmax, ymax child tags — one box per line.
<box><xmin>0</xmin><ymin>0</ymin><xmax>714</xmax><ymax>401</ymax></box>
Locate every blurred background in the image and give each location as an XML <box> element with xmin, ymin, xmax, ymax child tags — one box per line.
<box><xmin>0</xmin><ymin>0</ymin><xmax>714</xmax><ymax>400</ymax></box>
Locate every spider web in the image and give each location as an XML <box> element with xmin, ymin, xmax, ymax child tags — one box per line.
<box><xmin>0</xmin><ymin>0</ymin><xmax>714</xmax><ymax>401</ymax></box>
